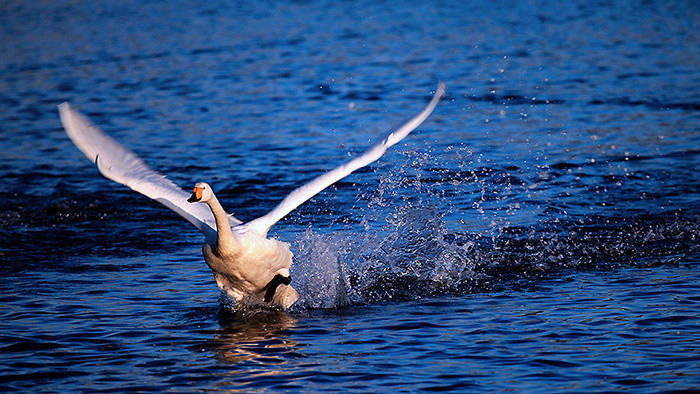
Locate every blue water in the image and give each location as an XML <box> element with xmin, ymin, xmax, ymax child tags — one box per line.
<box><xmin>1</xmin><ymin>0</ymin><xmax>698</xmax><ymax>391</ymax></box>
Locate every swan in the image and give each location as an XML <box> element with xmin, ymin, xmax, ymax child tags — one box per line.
<box><xmin>58</xmin><ymin>82</ymin><xmax>445</xmax><ymax>309</ymax></box>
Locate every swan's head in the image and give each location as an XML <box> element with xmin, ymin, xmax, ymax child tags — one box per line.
<box><xmin>187</xmin><ymin>182</ymin><xmax>214</xmax><ymax>203</ymax></box>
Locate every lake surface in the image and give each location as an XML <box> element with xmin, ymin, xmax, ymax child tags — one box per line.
<box><xmin>1</xmin><ymin>0</ymin><xmax>698</xmax><ymax>391</ymax></box>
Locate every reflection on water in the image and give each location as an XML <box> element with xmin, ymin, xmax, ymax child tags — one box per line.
<box><xmin>207</xmin><ymin>307</ymin><xmax>299</xmax><ymax>366</ymax></box>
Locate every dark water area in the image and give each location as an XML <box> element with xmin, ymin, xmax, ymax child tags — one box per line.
<box><xmin>1</xmin><ymin>0</ymin><xmax>698</xmax><ymax>391</ymax></box>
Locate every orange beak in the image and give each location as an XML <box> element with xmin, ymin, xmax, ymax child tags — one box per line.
<box><xmin>187</xmin><ymin>187</ymin><xmax>203</xmax><ymax>203</ymax></box>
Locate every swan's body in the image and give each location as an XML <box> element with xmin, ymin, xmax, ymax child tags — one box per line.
<box><xmin>58</xmin><ymin>82</ymin><xmax>445</xmax><ymax>309</ymax></box>
<box><xmin>186</xmin><ymin>182</ymin><xmax>298</xmax><ymax>307</ymax></box>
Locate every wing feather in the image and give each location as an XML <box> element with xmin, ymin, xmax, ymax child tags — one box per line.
<box><xmin>58</xmin><ymin>103</ymin><xmax>241</xmax><ymax>240</ymax></box>
<box><xmin>246</xmin><ymin>82</ymin><xmax>446</xmax><ymax>235</ymax></box>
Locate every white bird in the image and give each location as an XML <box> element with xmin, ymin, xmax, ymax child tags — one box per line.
<box><xmin>58</xmin><ymin>82</ymin><xmax>445</xmax><ymax>309</ymax></box>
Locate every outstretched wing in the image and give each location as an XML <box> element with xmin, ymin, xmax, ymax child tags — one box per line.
<box><xmin>58</xmin><ymin>103</ymin><xmax>241</xmax><ymax>240</ymax></box>
<box><xmin>246</xmin><ymin>82</ymin><xmax>446</xmax><ymax>236</ymax></box>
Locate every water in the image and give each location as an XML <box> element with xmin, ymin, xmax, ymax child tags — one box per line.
<box><xmin>1</xmin><ymin>0</ymin><xmax>698</xmax><ymax>391</ymax></box>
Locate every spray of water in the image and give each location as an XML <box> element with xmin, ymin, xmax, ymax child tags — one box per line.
<box><xmin>289</xmin><ymin>147</ymin><xmax>697</xmax><ymax>309</ymax></box>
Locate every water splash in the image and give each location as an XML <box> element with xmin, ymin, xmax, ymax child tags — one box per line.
<box><xmin>289</xmin><ymin>148</ymin><xmax>699</xmax><ymax>309</ymax></box>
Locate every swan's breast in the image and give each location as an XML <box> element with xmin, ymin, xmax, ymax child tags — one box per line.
<box><xmin>202</xmin><ymin>230</ymin><xmax>293</xmax><ymax>293</ymax></box>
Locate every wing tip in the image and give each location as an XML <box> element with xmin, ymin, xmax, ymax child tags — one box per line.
<box><xmin>58</xmin><ymin>102</ymin><xmax>82</xmax><ymax>132</ymax></box>
<box><xmin>58</xmin><ymin>102</ymin><xmax>70</xmax><ymax>119</ymax></box>
<box><xmin>435</xmin><ymin>81</ymin><xmax>446</xmax><ymax>98</ymax></box>
<box><xmin>58</xmin><ymin>102</ymin><xmax>73</xmax><ymax>118</ymax></box>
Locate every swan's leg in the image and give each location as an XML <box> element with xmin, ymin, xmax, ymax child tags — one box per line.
<box><xmin>264</xmin><ymin>274</ymin><xmax>292</xmax><ymax>302</ymax></box>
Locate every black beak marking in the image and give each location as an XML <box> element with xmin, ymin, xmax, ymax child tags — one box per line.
<box><xmin>187</xmin><ymin>193</ymin><xmax>199</xmax><ymax>203</ymax></box>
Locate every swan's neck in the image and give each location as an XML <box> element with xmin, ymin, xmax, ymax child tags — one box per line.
<box><xmin>205</xmin><ymin>194</ymin><xmax>236</xmax><ymax>253</ymax></box>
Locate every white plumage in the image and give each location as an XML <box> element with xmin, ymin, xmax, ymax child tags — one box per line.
<box><xmin>58</xmin><ymin>82</ymin><xmax>445</xmax><ymax>309</ymax></box>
